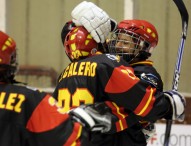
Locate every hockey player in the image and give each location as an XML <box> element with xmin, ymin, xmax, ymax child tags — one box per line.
<box><xmin>53</xmin><ymin>24</ymin><xmax>185</xmax><ymax>145</ymax></box>
<box><xmin>0</xmin><ymin>30</ymin><xmax>121</xmax><ymax>146</ymax></box>
<box><xmin>69</xmin><ymin>1</ymin><xmax>184</xmax><ymax>145</ymax></box>
<box><xmin>107</xmin><ymin>19</ymin><xmax>162</xmax><ymax>144</ymax></box>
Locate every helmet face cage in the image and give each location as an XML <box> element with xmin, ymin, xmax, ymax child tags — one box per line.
<box><xmin>0</xmin><ymin>50</ymin><xmax>18</xmax><ymax>82</ymax></box>
<box><xmin>108</xmin><ymin>29</ymin><xmax>150</xmax><ymax>62</ymax></box>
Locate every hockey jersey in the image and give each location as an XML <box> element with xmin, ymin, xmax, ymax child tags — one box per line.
<box><xmin>0</xmin><ymin>83</ymin><xmax>85</xmax><ymax>146</ymax></box>
<box><xmin>53</xmin><ymin>54</ymin><xmax>170</xmax><ymax>146</ymax></box>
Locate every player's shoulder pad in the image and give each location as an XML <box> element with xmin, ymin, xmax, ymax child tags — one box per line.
<box><xmin>140</xmin><ymin>73</ymin><xmax>159</xmax><ymax>88</ymax></box>
<box><xmin>131</xmin><ymin>60</ymin><xmax>153</xmax><ymax>66</ymax></box>
<box><xmin>105</xmin><ymin>54</ymin><xmax>121</xmax><ymax>62</ymax></box>
<box><xmin>26</xmin><ymin>86</ymin><xmax>37</xmax><ymax>90</ymax></box>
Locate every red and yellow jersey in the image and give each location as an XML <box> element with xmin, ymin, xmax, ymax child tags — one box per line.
<box><xmin>53</xmin><ymin>54</ymin><xmax>170</xmax><ymax>137</ymax></box>
<box><xmin>131</xmin><ymin>60</ymin><xmax>163</xmax><ymax>91</ymax></box>
<box><xmin>0</xmin><ymin>83</ymin><xmax>86</xmax><ymax>146</ymax></box>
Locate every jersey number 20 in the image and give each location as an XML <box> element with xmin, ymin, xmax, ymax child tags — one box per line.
<box><xmin>57</xmin><ymin>88</ymin><xmax>94</xmax><ymax>113</ymax></box>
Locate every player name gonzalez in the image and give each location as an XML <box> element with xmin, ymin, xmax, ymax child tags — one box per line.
<box><xmin>59</xmin><ymin>61</ymin><xmax>97</xmax><ymax>80</ymax></box>
<box><xmin>0</xmin><ymin>92</ymin><xmax>25</xmax><ymax>113</ymax></box>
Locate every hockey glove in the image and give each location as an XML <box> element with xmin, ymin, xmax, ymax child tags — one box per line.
<box><xmin>69</xmin><ymin>103</ymin><xmax>117</xmax><ymax>133</ymax></box>
<box><xmin>71</xmin><ymin>1</ymin><xmax>117</xmax><ymax>43</ymax></box>
<box><xmin>142</xmin><ymin>122</ymin><xmax>156</xmax><ymax>143</ymax></box>
<box><xmin>69</xmin><ymin>106</ymin><xmax>96</xmax><ymax>130</ymax></box>
<box><xmin>164</xmin><ymin>90</ymin><xmax>186</xmax><ymax>122</ymax></box>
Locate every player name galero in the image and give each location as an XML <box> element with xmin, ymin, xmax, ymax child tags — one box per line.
<box><xmin>60</xmin><ymin>61</ymin><xmax>97</xmax><ymax>79</ymax></box>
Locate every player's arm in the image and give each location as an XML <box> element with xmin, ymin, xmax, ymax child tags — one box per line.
<box><xmin>97</xmin><ymin>57</ymin><xmax>185</xmax><ymax>123</ymax></box>
<box><xmin>26</xmin><ymin>92</ymin><xmax>80</xmax><ymax>146</ymax></box>
<box><xmin>26</xmin><ymin>90</ymin><xmax>119</xmax><ymax>145</ymax></box>
<box><xmin>133</xmin><ymin>64</ymin><xmax>164</xmax><ymax>141</ymax></box>
<box><xmin>71</xmin><ymin>1</ymin><xmax>117</xmax><ymax>43</ymax></box>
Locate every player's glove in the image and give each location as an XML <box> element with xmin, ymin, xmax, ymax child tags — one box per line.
<box><xmin>142</xmin><ymin>122</ymin><xmax>156</xmax><ymax>143</ymax></box>
<box><xmin>69</xmin><ymin>106</ymin><xmax>96</xmax><ymax>130</ymax></box>
<box><xmin>69</xmin><ymin>102</ymin><xmax>117</xmax><ymax>133</ymax></box>
<box><xmin>71</xmin><ymin>1</ymin><xmax>117</xmax><ymax>43</ymax></box>
<box><xmin>164</xmin><ymin>90</ymin><xmax>186</xmax><ymax>122</ymax></box>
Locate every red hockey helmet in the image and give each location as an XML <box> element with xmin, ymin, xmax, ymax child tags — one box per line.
<box><xmin>118</xmin><ymin>19</ymin><xmax>158</xmax><ymax>49</ymax></box>
<box><xmin>64</xmin><ymin>26</ymin><xmax>98</xmax><ymax>61</ymax></box>
<box><xmin>0</xmin><ymin>31</ymin><xmax>17</xmax><ymax>66</ymax></box>
<box><xmin>108</xmin><ymin>19</ymin><xmax>158</xmax><ymax>62</ymax></box>
<box><xmin>0</xmin><ymin>31</ymin><xmax>18</xmax><ymax>82</ymax></box>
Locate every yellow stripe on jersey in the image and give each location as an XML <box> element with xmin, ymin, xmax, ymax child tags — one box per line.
<box><xmin>130</xmin><ymin>60</ymin><xmax>153</xmax><ymax>66</ymax></box>
<box><xmin>112</xmin><ymin>102</ymin><xmax>126</xmax><ymax>130</ymax></box>
<box><xmin>112</xmin><ymin>102</ymin><xmax>126</xmax><ymax>118</ymax></box>
<box><xmin>119</xmin><ymin>120</ymin><xmax>124</xmax><ymax>131</ymax></box>
<box><xmin>137</xmin><ymin>88</ymin><xmax>154</xmax><ymax>116</ymax></box>
<box><xmin>71</xmin><ymin>125</ymin><xmax>82</xmax><ymax>146</ymax></box>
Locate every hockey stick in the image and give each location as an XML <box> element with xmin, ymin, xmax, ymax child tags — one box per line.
<box><xmin>163</xmin><ymin>0</ymin><xmax>189</xmax><ymax>146</ymax></box>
